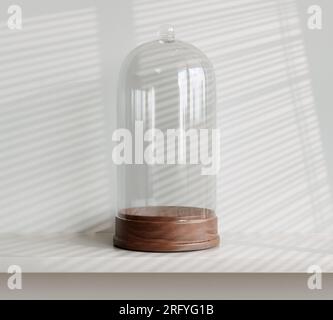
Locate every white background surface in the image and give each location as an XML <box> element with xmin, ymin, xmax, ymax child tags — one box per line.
<box><xmin>0</xmin><ymin>0</ymin><xmax>332</xmax><ymax>272</ymax></box>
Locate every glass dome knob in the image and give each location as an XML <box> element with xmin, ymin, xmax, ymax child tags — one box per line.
<box><xmin>158</xmin><ymin>24</ymin><xmax>175</xmax><ymax>42</ymax></box>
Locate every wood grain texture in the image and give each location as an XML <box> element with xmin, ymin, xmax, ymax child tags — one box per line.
<box><xmin>114</xmin><ymin>206</ymin><xmax>220</xmax><ymax>252</ymax></box>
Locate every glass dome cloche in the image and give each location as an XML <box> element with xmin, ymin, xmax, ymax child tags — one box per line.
<box><xmin>113</xmin><ymin>25</ymin><xmax>220</xmax><ymax>252</ymax></box>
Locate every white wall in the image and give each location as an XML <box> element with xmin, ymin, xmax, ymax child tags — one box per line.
<box><xmin>0</xmin><ymin>0</ymin><xmax>332</xmax><ymax>235</ymax></box>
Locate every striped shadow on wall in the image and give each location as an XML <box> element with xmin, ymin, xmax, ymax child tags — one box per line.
<box><xmin>131</xmin><ymin>0</ymin><xmax>333</xmax><ymax>235</ymax></box>
<box><xmin>0</xmin><ymin>7</ymin><xmax>112</xmax><ymax>233</ymax></box>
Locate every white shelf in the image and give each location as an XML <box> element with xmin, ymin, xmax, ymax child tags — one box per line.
<box><xmin>0</xmin><ymin>232</ymin><xmax>333</xmax><ymax>272</ymax></box>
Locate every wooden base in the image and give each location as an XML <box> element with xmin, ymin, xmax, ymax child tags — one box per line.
<box><xmin>113</xmin><ymin>206</ymin><xmax>220</xmax><ymax>252</ymax></box>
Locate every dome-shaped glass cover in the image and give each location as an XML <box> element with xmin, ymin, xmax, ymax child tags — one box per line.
<box><xmin>113</xmin><ymin>25</ymin><xmax>219</xmax><ymax>251</ymax></box>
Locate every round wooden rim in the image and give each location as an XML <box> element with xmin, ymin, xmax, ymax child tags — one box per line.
<box><xmin>118</xmin><ymin>206</ymin><xmax>216</xmax><ymax>221</ymax></box>
<box><xmin>114</xmin><ymin>235</ymin><xmax>220</xmax><ymax>252</ymax></box>
<box><xmin>114</xmin><ymin>206</ymin><xmax>220</xmax><ymax>252</ymax></box>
